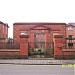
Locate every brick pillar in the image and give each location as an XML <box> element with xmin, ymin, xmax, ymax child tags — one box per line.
<box><xmin>53</xmin><ymin>34</ymin><xmax>63</xmax><ymax>59</ymax></box>
<box><xmin>19</xmin><ymin>33</ymin><xmax>29</xmax><ymax>59</ymax></box>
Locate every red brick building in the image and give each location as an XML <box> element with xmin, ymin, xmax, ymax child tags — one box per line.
<box><xmin>66</xmin><ymin>23</ymin><xmax>75</xmax><ymax>38</ymax></box>
<box><xmin>66</xmin><ymin>23</ymin><xmax>75</xmax><ymax>48</ymax></box>
<box><xmin>13</xmin><ymin>22</ymin><xmax>66</xmax><ymax>58</ymax></box>
<box><xmin>0</xmin><ymin>21</ymin><xmax>9</xmax><ymax>43</ymax></box>
<box><xmin>13</xmin><ymin>22</ymin><xmax>66</xmax><ymax>43</ymax></box>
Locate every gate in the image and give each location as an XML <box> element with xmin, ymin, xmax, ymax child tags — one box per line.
<box><xmin>28</xmin><ymin>42</ymin><xmax>54</xmax><ymax>58</ymax></box>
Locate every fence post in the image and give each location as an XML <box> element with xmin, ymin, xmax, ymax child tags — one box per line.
<box><xmin>53</xmin><ymin>34</ymin><xmax>63</xmax><ymax>59</ymax></box>
<box><xmin>19</xmin><ymin>32</ymin><xmax>29</xmax><ymax>59</ymax></box>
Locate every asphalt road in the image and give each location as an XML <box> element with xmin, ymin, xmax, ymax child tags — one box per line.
<box><xmin>0</xmin><ymin>64</ymin><xmax>74</xmax><ymax>75</ymax></box>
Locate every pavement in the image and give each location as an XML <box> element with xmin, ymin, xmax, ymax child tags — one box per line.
<box><xmin>0</xmin><ymin>58</ymin><xmax>75</xmax><ymax>65</ymax></box>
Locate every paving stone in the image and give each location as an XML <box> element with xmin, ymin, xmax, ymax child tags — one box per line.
<box><xmin>0</xmin><ymin>59</ymin><xmax>74</xmax><ymax>65</ymax></box>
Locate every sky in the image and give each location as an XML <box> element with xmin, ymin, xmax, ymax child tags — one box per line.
<box><xmin>0</xmin><ymin>0</ymin><xmax>75</xmax><ymax>38</ymax></box>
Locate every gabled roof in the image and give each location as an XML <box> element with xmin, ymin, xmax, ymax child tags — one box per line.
<box><xmin>30</xmin><ymin>25</ymin><xmax>50</xmax><ymax>30</ymax></box>
<box><xmin>0</xmin><ymin>21</ymin><xmax>9</xmax><ymax>28</ymax></box>
<box><xmin>0</xmin><ymin>21</ymin><xmax>4</xmax><ymax>24</ymax></box>
<box><xmin>66</xmin><ymin>23</ymin><xmax>75</xmax><ymax>27</ymax></box>
<box><xmin>66</xmin><ymin>24</ymin><xmax>75</xmax><ymax>27</ymax></box>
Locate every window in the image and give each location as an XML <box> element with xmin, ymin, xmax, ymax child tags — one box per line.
<box><xmin>68</xmin><ymin>27</ymin><xmax>73</xmax><ymax>30</ymax></box>
<box><xmin>20</xmin><ymin>31</ymin><xmax>28</xmax><ymax>35</ymax></box>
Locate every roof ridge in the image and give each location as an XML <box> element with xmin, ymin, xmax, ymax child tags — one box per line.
<box><xmin>13</xmin><ymin>22</ymin><xmax>66</xmax><ymax>25</ymax></box>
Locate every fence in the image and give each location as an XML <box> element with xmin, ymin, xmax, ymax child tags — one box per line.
<box><xmin>0</xmin><ymin>43</ymin><xmax>20</xmax><ymax>49</ymax></box>
<box><xmin>63</xmin><ymin>43</ymin><xmax>75</xmax><ymax>49</ymax></box>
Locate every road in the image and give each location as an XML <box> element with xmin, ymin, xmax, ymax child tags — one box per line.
<box><xmin>0</xmin><ymin>64</ymin><xmax>74</xmax><ymax>75</ymax></box>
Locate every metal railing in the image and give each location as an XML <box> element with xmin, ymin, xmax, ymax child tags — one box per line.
<box><xmin>0</xmin><ymin>42</ymin><xmax>20</xmax><ymax>49</ymax></box>
<box><xmin>63</xmin><ymin>43</ymin><xmax>75</xmax><ymax>49</ymax></box>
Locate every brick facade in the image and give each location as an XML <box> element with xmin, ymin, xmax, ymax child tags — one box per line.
<box><xmin>0</xmin><ymin>21</ymin><xmax>9</xmax><ymax>43</ymax></box>
<box><xmin>13</xmin><ymin>23</ymin><xmax>66</xmax><ymax>43</ymax></box>
<box><xmin>13</xmin><ymin>22</ymin><xmax>67</xmax><ymax>59</ymax></box>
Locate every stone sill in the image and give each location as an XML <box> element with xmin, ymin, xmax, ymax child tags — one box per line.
<box><xmin>63</xmin><ymin>49</ymin><xmax>75</xmax><ymax>51</ymax></box>
<box><xmin>0</xmin><ymin>49</ymin><xmax>20</xmax><ymax>51</ymax></box>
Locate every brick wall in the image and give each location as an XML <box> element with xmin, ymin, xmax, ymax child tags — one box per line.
<box><xmin>0</xmin><ymin>49</ymin><xmax>20</xmax><ymax>59</ymax></box>
<box><xmin>62</xmin><ymin>49</ymin><xmax>75</xmax><ymax>59</ymax></box>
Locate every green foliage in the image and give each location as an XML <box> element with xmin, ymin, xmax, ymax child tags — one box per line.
<box><xmin>34</xmin><ymin>48</ymin><xmax>45</xmax><ymax>51</ymax></box>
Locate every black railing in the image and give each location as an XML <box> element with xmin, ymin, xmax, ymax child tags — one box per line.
<box><xmin>63</xmin><ymin>43</ymin><xmax>75</xmax><ymax>49</ymax></box>
<box><xmin>0</xmin><ymin>43</ymin><xmax>20</xmax><ymax>49</ymax></box>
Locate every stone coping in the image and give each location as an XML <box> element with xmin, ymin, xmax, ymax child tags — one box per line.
<box><xmin>63</xmin><ymin>49</ymin><xmax>75</xmax><ymax>51</ymax></box>
<box><xmin>19</xmin><ymin>34</ymin><xmax>29</xmax><ymax>38</ymax></box>
<box><xmin>0</xmin><ymin>49</ymin><xmax>20</xmax><ymax>51</ymax></box>
<box><xmin>53</xmin><ymin>34</ymin><xmax>63</xmax><ymax>38</ymax></box>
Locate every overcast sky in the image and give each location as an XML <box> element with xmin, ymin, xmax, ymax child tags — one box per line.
<box><xmin>0</xmin><ymin>0</ymin><xmax>75</xmax><ymax>38</ymax></box>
